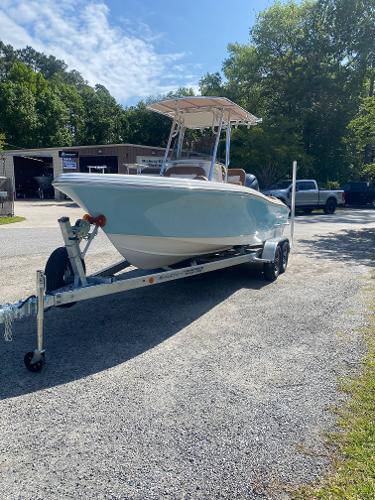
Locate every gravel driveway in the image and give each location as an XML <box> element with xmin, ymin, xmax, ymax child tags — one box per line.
<box><xmin>0</xmin><ymin>202</ymin><xmax>374</xmax><ymax>499</ymax></box>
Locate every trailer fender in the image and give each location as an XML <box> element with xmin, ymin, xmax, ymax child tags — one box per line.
<box><xmin>261</xmin><ymin>237</ymin><xmax>289</xmax><ymax>262</ymax></box>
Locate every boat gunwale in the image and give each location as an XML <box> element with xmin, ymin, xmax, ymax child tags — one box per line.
<box><xmin>53</xmin><ymin>174</ymin><xmax>287</xmax><ymax>208</ymax></box>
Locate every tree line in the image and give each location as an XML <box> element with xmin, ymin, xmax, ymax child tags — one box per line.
<box><xmin>0</xmin><ymin>0</ymin><xmax>374</xmax><ymax>187</ymax></box>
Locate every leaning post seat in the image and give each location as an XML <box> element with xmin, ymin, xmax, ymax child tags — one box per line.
<box><xmin>164</xmin><ymin>160</ymin><xmax>224</xmax><ymax>182</ymax></box>
<box><xmin>164</xmin><ymin>165</ymin><xmax>208</xmax><ymax>179</ymax></box>
<box><xmin>227</xmin><ymin>168</ymin><xmax>246</xmax><ymax>186</ymax></box>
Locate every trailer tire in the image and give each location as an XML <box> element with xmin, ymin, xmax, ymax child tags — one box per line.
<box><xmin>280</xmin><ymin>241</ymin><xmax>290</xmax><ymax>274</ymax></box>
<box><xmin>324</xmin><ymin>198</ymin><xmax>337</xmax><ymax>214</ymax></box>
<box><xmin>45</xmin><ymin>247</ymin><xmax>86</xmax><ymax>307</ymax></box>
<box><xmin>263</xmin><ymin>245</ymin><xmax>282</xmax><ymax>281</ymax></box>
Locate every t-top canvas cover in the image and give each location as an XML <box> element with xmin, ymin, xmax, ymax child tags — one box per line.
<box><xmin>147</xmin><ymin>96</ymin><xmax>261</xmax><ymax>129</ymax></box>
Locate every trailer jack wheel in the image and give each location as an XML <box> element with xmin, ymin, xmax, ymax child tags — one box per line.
<box><xmin>24</xmin><ymin>351</ymin><xmax>45</xmax><ymax>372</ymax></box>
<box><xmin>45</xmin><ymin>247</ymin><xmax>86</xmax><ymax>308</ymax></box>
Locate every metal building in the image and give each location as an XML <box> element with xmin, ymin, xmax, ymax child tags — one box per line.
<box><xmin>2</xmin><ymin>143</ymin><xmax>165</xmax><ymax>200</ymax></box>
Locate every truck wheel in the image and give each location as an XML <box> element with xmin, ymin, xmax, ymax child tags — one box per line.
<box><xmin>324</xmin><ymin>198</ymin><xmax>337</xmax><ymax>214</ymax></box>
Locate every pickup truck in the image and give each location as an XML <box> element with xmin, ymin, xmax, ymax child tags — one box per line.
<box><xmin>343</xmin><ymin>181</ymin><xmax>375</xmax><ymax>208</ymax></box>
<box><xmin>262</xmin><ymin>179</ymin><xmax>345</xmax><ymax>214</ymax></box>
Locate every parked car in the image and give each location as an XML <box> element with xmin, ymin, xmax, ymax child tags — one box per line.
<box><xmin>262</xmin><ymin>179</ymin><xmax>345</xmax><ymax>214</ymax></box>
<box><xmin>343</xmin><ymin>181</ymin><xmax>375</xmax><ymax>208</ymax></box>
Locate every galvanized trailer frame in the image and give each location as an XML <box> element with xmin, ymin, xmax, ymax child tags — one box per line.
<box><xmin>0</xmin><ymin>215</ymin><xmax>290</xmax><ymax>372</ymax></box>
<box><xmin>1</xmin><ymin>158</ymin><xmax>298</xmax><ymax>373</ymax></box>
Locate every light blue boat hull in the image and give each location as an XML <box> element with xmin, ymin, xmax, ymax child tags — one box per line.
<box><xmin>54</xmin><ymin>174</ymin><xmax>289</xmax><ymax>268</ymax></box>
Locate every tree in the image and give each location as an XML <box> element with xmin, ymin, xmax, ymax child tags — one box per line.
<box><xmin>16</xmin><ymin>45</ymin><xmax>68</xmax><ymax>79</ymax></box>
<box><xmin>347</xmin><ymin>96</ymin><xmax>375</xmax><ymax>180</ymax></box>
<box><xmin>199</xmin><ymin>0</ymin><xmax>375</xmax><ymax>185</ymax></box>
<box><xmin>123</xmin><ymin>101</ymin><xmax>170</xmax><ymax>147</ymax></box>
<box><xmin>0</xmin><ymin>74</ymin><xmax>38</xmax><ymax>148</ymax></box>
<box><xmin>199</xmin><ymin>72</ymin><xmax>224</xmax><ymax>96</ymax></box>
<box><xmin>316</xmin><ymin>0</ymin><xmax>375</xmax><ymax>96</ymax></box>
<box><xmin>78</xmin><ymin>84</ymin><xmax>124</xmax><ymax>145</ymax></box>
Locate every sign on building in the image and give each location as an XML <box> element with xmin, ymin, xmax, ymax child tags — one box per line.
<box><xmin>136</xmin><ymin>155</ymin><xmax>164</xmax><ymax>167</ymax></box>
<box><xmin>59</xmin><ymin>151</ymin><xmax>78</xmax><ymax>170</ymax></box>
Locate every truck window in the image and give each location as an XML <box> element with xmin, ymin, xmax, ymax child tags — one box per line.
<box><xmin>297</xmin><ymin>181</ymin><xmax>316</xmax><ymax>190</ymax></box>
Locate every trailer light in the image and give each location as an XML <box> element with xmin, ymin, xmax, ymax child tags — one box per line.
<box><xmin>148</xmin><ymin>277</ymin><xmax>155</xmax><ymax>284</ymax></box>
<box><xmin>82</xmin><ymin>213</ymin><xmax>95</xmax><ymax>224</ymax></box>
<box><xmin>94</xmin><ymin>214</ymin><xmax>106</xmax><ymax>227</ymax></box>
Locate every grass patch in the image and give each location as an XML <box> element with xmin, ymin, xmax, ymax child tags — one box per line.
<box><xmin>0</xmin><ymin>216</ymin><xmax>25</xmax><ymax>225</ymax></box>
<box><xmin>295</xmin><ymin>288</ymin><xmax>375</xmax><ymax>499</ymax></box>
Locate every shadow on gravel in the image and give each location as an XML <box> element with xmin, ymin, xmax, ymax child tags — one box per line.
<box><xmin>0</xmin><ymin>264</ymin><xmax>269</xmax><ymax>400</ymax></box>
<box><xmin>298</xmin><ymin>227</ymin><xmax>375</xmax><ymax>267</ymax></box>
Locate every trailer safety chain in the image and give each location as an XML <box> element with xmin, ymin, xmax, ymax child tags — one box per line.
<box><xmin>3</xmin><ymin>303</ymin><xmax>16</xmax><ymax>342</ymax></box>
<box><xmin>2</xmin><ymin>295</ymin><xmax>36</xmax><ymax>342</ymax></box>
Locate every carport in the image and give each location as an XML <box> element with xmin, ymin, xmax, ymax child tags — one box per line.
<box><xmin>13</xmin><ymin>155</ymin><xmax>54</xmax><ymax>199</ymax></box>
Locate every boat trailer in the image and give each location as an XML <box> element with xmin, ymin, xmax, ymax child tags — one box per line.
<box><xmin>0</xmin><ymin>214</ymin><xmax>290</xmax><ymax>372</ymax></box>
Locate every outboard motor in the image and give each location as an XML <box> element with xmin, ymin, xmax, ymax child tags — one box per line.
<box><xmin>245</xmin><ymin>173</ymin><xmax>259</xmax><ymax>191</ymax></box>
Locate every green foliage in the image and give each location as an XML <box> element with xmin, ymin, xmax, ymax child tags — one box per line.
<box><xmin>325</xmin><ymin>180</ymin><xmax>341</xmax><ymax>189</ymax></box>
<box><xmin>0</xmin><ymin>0</ymin><xmax>374</xmax><ymax>186</ymax></box>
<box><xmin>362</xmin><ymin>163</ymin><xmax>375</xmax><ymax>182</ymax></box>
<box><xmin>347</xmin><ymin>96</ymin><xmax>375</xmax><ymax>163</ymax></box>
<box><xmin>199</xmin><ymin>0</ymin><xmax>374</xmax><ymax>186</ymax></box>
<box><xmin>0</xmin><ymin>132</ymin><xmax>5</xmax><ymax>150</ymax></box>
<box><xmin>199</xmin><ymin>72</ymin><xmax>224</xmax><ymax>97</ymax></box>
<box><xmin>0</xmin><ymin>216</ymin><xmax>25</xmax><ymax>224</ymax></box>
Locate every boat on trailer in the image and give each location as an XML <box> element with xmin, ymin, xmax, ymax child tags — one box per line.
<box><xmin>54</xmin><ymin>97</ymin><xmax>289</xmax><ymax>269</ymax></box>
<box><xmin>0</xmin><ymin>97</ymin><xmax>295</xmax><ymax>372</ymax></box>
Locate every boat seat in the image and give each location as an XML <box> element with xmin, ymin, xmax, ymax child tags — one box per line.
<box><xmin>227</xmin><ymin>168</ymin><xmax>246</xmax><ymax>186</ymax></box>
<box><xmin>164</xmin><ymin>166</ymin><xmax>208</xmax><ymax>179</ymax></box>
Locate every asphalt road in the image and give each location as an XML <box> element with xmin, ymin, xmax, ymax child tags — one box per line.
<box><xmin>0</xmin><ymin>202</ymin><xmax>374</xmax><ymax>499</ymax></box>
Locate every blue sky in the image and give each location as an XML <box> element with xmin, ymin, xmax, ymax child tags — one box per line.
<box><xmin>0</xmin><ymin>0</ymin><xmax>273</xmax><ymax>105</ymax></box>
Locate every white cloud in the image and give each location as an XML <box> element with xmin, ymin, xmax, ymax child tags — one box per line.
<box><xmin>0</xmin><ymin>0</ymin><xmax>199</xmax><ymax>103</ymax></box>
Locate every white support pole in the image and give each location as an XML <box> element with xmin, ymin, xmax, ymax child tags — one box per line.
<box><xmin>290</xmin><ymin>160</ymin><xmax>297</xmax><ymax>247</ymax></box>
<box><xmin>160</xmin><ymin>119</ymin><xmax>177</xmax><ymax>175</ymax></box>
<box><xmin>176</xmin><ymin>126</ymin><xmax>185</xmax><ymax>159</ymax></box>
<box><xmin>224</xmin><ymin>123</ymin><xmax>231</xmax><ymax>181</ymax></box>
<box><xmin>209</xmin><ymin>110</ymin><xmax>224</xmax><ymax>180</ymax></box>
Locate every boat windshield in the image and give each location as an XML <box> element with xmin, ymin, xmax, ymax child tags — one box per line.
<box><xmin>270</xmin><ymin>180</ymin><xmax>292</xmax><ymax>189</ymax></box>
<box><xmin>170</xmin><ymin>129</ymin><xmax>217</xmax><ymax>162</ymax></box>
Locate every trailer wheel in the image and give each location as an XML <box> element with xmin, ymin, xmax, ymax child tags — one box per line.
<box><xmin>45</xmin><ymin>247</ymin><xmax>85</xmax><ymax>307</ymax></box>
<box><xmin>24</xmin><ymin>351</ymin><xmax>45</xmax><ymax>372</ymax></box>
<box><xmin>280</xmin><ymin>241</ymin><xmax>290</xmax><ymax>274</ymax></box>
<box><xmin>263</xmin><ymin>245</ymin><xmax>282</xmax><ymax>281</ymax></box>
<box><xmin>324</xmin><ymin>198</ymin><xmax>337</xmax><ymax>214</ymax></box>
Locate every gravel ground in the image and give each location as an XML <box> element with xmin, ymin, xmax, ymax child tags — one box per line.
<box><xmin>0</xmin><ymin>202</ymin><xmax>374</xmax><ymax>499</ymax></box>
